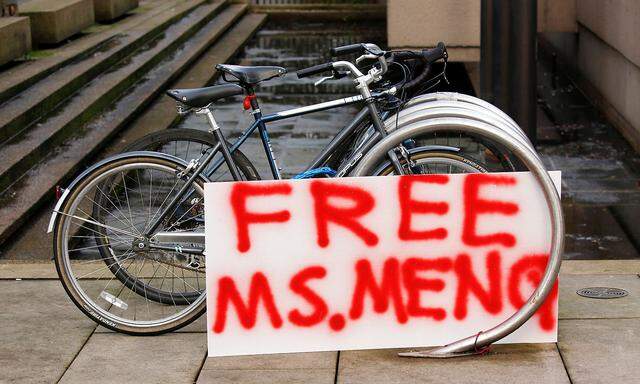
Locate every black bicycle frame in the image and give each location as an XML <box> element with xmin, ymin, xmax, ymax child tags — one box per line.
<box><xmin>143</xmin><ymin>93</ymin><xmax>396</xmax><ymax>237</ymax></box>
<box><xmin>205</xmin><ymin>98</ymin><xmax>392</xmax><ymax>180</ymax></box>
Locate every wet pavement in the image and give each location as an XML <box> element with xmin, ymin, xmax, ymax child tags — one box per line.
<box><xmin>536</xmin><ymin>49</ymin><xmax>640</xmax><ymax>260</ymax></box>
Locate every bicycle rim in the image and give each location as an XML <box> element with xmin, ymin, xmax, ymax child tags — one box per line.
<box><xmin>54</xmin><ymin>157</ymin><xmax>207</xmax><ymax>334</ymax></box>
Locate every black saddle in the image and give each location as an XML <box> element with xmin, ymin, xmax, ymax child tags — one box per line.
<box><xmin>166</xmin><ymin>84</ymin><xmax>243</xmax><ymax>108</ymax></box>
<box><xmin>216</xmin><ymin>64</ymin><xmax>286</xmax><ymax>85</ymax></box>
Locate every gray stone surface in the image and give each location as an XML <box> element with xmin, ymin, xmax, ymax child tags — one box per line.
<box><xmin>198</xmin><ymin>369</ymin><xmax>335</xmax><ymax>384</ymax></box>
<box><xmin>559</xmin><ymin>274</ymin><xmax>640</xmax><ymax>319</ymax></box>
<box><xmin>59</xmin><ymin>332</ymin><xmax>207</xmax><ymax>383</ymax></box>
<box><xmin>94</xmin><ymin>0</ymin><xmax>138</xmax><ymax>22</ymax></box>
<box><xmin>562</xmin><ymin>204</ymin><xmax>639</xmax><ymax>260</ymax></box>
<box><xmin>338</xmin><ymin>345</ymin><xmax>570</xmax><ymax>384</ymax></box>
<box><xmin>94</xmin><ymin>310</ymin><xmax>207</xmax><ymax>333</ymax></box>
<box><xmin>559</xmin><ymin>318</ymin><xmax>640</xmax><ymax>384</ymax></box>
<box><xmin>0</xmin><ymin>280</ymin><xmax>96</xmax><ymax>383</ymax></box>
<box><xmin>560</xmin><ymin>259</ymin><xmax>640</xmax><ymax>275</ymax></box>
<box><xmin>197</xmin><ymin>352</ymin><xmax>337</xmax><ymax>384</ymax></box>
<box><xmin>20</xmin><ymin>0</ymin><xmax>94</xmax><ymax>45</ymax></box>
<box><xmin>0</xmin><ymin>16</ymin><xmax>31</xmax><ymax>66</ymax></box>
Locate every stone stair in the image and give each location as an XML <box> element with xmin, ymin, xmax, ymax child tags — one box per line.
<box><xmin>0</xmin><ymin>0</ymin><xmax>266</xmax><ymax>247</ymax></box>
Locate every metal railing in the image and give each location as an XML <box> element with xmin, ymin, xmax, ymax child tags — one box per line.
<box><xmin>353</xmin><ymin>104</ymin><xmax>564</xmax><ymax>358</ymax></box>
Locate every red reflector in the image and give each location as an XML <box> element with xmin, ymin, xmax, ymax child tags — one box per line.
<box><xmin>243</xmin><ymin>94</ymin><xmax>256</xmax><ymax>110</ymax></box>
<box><xmin>55</xmin><ymin>186</ymin><xmax>63</xmax><ymax>200</ymax></box>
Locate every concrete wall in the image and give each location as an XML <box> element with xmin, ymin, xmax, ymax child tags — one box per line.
<box><xmin>387</xmin><ymin>0</ymin><xmax>576</xmax><ymax>61</ymax></box>
<box><xmin>94</xmin><ymin>0</ymin><xmax>138</xmax><ymax>22</ymax></box>
<box><xmin>387</xmin><ymin>0</ymin><xmax>480</xmax><ymax>62</ymax></box>
<box><xmin>388</xmin><ymin>0</ymin><xmax>640</xmax><ymax>148</ymax></box>
<box><xmin>577</xmin><ymin>0</ymin><xmax>639</xmax><ymax>68</ymax></box>
<box><xmin>537</xmin><ymin>0</ymin><xmax>576</xmax><ymax>32</ymax></box>
<box><xmin>20</xmin><ymin>0</ymin><xmax>94</xmax><ymax>45</ymax></box>
<box><xmin>576</xmin><ymin>0</ymin><xmax>640</xmax><ymax>148</ymax></box>
<box><xmin>0</xmin><ymin>16</ymin><xmax>31</xmax><ymax>66</ymax></box>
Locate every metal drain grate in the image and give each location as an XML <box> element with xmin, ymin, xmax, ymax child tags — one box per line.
<box><xmin>576</xmin><ymin>287</ymin><xmax>628</xmax><ymax>299</ymax></box>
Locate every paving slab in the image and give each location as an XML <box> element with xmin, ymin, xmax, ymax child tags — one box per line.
<box><xmin>558</xmin><ymin>318</ymin><xmax>640</xmax><ymax>384</ymax></box>
<box><xmin>59</xmin><ymin>332</ymin><xmax>207</xmax><ymax>384</ymax></box>
<box><xmin>337</xmin><ymin>345</ymin><xmax>570</xmax><ymax>384</ymax></box>
<box><xmin>197</xmin><ymin>351</ymin><xmax>337</xmax><ymax>384</ymax></box>
<box><xmin>0</xmin><ymin>260</ymin><xmax>56</xmax><ymax>279</ymax></box>
<box><xmin>559</xmin><ymin>274</ymin><xmax>640</xmax><ymax>319</ymax></box>
<box><xmin>560</xmin><ymin>259</ymin><xmax>640</xmax><ymax>275</ymax></box>
<box><xmin>0</xmin><ymin>280</ymin><xmax>96</xmax><ymax>383</ymax></box>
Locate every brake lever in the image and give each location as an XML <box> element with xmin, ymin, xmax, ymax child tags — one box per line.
<box><xmin>314</xmin><ymin>75</ymin><xmax>334</xmax><ymax>86</ymax></box>
<box><xmin>356</xmin><ymin>54</ymin><xmax>380</xmax><ymax>66</ymax></box>
<box><xmin>314</xmin><ymin>71</ymin><xmax>348</xmax><ymax>86</ymax></box>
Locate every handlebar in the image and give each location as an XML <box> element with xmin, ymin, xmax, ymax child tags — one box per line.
<box><xmin>296</xmin><ymin>42</ymin><xmax>448</xmax><ymax>92</ymax></box>
<box><xmin>330</xmin><ymin>43</ymin><xmax>365</xmax><ymax>57</ymax></box>
<box><xmin>296</xmin><ymin>62</ymin><xmax>334</xmax><ymax>79</ymax></box>
<box><xmin>393</xmin><ymin>42</ymin><xmax>448</xmax><ymax>90</ymax></box>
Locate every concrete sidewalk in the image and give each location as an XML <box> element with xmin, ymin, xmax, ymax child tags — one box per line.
<box><xmin>1</xmin><ymin>259</ymin><xmax>638</xmax><ymax>383</ymax></box>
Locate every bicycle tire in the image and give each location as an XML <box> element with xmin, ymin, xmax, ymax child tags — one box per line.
<box><xmin>93</xmin><ymin>128</ymin><xmax>260</xmax><ymax>306</ymax></box>
<box><xmin>54</xmin><ymin>155</ymin><xmax>210</xmax><ymax>335</ymax></box>
<box><xmin>371</xmin><ymin>148</ymin><xmax>489</xmax><ymax>176</ymax></box>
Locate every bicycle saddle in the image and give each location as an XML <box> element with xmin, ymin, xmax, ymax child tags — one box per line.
<box><xmin>166</xmin><ymin>84</ymin><xmax>243</xmax><ymax>108</ymax></box>
<box><xmin>216</xmin><ymin>64</ymin><xmax>287</xmax><ymax>85</ymax></box>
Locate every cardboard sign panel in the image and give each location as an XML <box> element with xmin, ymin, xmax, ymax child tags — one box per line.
<box><xmin>205</xmin><ymin>172</ymin><xmax>561</xmax><ymax>357</ymax></box>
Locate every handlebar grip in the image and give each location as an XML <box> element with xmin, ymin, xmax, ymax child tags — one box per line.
<box><xmin>422</xmin><ymin>42</ymin><xmax>447</xmax><ymax>63</ymax></box>
<box><xmin>330</xmin><ymin>43</ymin><xmax>365</xmax><ymax>57</ymax></box>
<box><xmin>391</xmin><ymin>51</ymin><xmax>418</xmax><ymax>61</ymax></box>
<box><xmin>296</xmin><ymin>62</ymin><xmax>334</xmax><ymax>78</ymax></box>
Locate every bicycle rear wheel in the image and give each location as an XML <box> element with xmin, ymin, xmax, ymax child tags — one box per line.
<box><xmin>94</xmin><ymin>128</ymin><xmax>260</xmax><ymax>306</ymax></box>
<box><xmin>54</xmin><ymin>155</ymin><xmax>209</xmax><ymax>334</ymax></box>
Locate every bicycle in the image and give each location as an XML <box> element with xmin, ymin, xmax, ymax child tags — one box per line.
<box><xmin>49</xmin><ymin>42</ymin><xmax>493</xmax><ymax>335</ymax></box>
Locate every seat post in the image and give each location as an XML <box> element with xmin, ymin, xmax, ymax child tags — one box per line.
<box><xmin>197</xmin><ymin>107</ymin><xmax>243</xmax><ymax>181</ymax></box>
<box><xmin>243</xmin><ymin>86</ymin><xmax>282</xmax><ymax>180</ymax></box>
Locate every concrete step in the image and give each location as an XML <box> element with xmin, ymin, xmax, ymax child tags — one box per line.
<box><xmin>0</xmin><ymin>0</ymin><xmax>220</xmax><ymax>145</ymax></box>
<box><xmin>19</xmin><ymin>0</ymin><xmax>96</xmax><ymax>46</ymax></box>
<box><xmin>107</xmin><ymin>13</ymin><xmax>268</xmax><ymax>151</ymax></box>
<box><xmin>0</xmin><ymin>7</ymin><xmax>260</xmax><ymax>248</ymax></box>
<box><xmin>0</xmin><ymin>0</ymin><xmax>236</xmax><ymax>196</ymax></box>
<box><xmin>0</xmin><ymin>0</ymin><xmax>203</xmax><ymax>104</ymax></box>
<box><xmin>0</xmin><ymin>17</ymin><xmax>31</xmax><ymax>66</ymax></box>
<box><xmin>250</xmin><ymin>4</ymin><xmax>386</xmax><ymax>22</ymax></box>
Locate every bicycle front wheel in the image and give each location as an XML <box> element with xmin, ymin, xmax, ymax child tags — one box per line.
<box><xmin>371</xmin><ymin>149</ymin><xmax>489</xmax><ymax>176</ymax></box>
<box><xmin>53</xmin><ymin>155</ymin><xmax>209</xmax><ymax>334</ymax></box>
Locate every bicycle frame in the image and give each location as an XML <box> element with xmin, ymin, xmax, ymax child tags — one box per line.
<box><xmin>143</xmin><ymin>91</ymin><xmax>400</xmax><ymax>239</ymax></box>
<box><xmin>203</xmin><ymin>96</ymin><xmax>391</xmax><ymax>181</ymax></box>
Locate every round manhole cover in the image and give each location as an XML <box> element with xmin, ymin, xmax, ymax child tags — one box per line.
<box><xmin>576</xmin><ymin>287</ymin><xmax>628</xmax><ymax>299</ymax></box>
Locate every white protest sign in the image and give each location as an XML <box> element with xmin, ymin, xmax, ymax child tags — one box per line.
<box><xmin>205</xmin><ymin>172</ymin><xmax>561</xmax><ymax>357</ymax></box>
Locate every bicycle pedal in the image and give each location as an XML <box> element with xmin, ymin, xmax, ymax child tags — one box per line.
<box><xmin>292</xmin><ymin>167</ymin><xmax>337</xmax><ymax>179</ymax></box>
